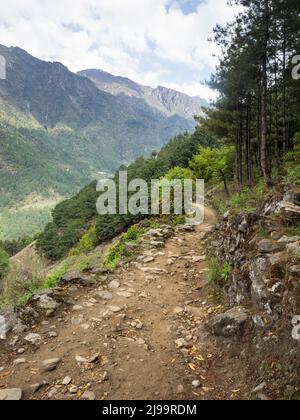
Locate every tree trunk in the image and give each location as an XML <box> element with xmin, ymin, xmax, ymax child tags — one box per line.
<box><xmin>220</xmin><ymin>170</ymin><xmax>230</xmax><ymax>197</ymax></box>
<box><xmin>245</xmin><ymin>95</ymin><xmax>253</xmax><ymax>185</ymax></box>
<box><xmin>260</xmin><ymin>0</ymin><xmax>272</xmax><ymax>187</ymax></box>
<box><xmin>282</xmin><ymin>19</ymin><xmax>287</xmax><ymax>155</ymax></box>
<box><xmin>235</xmin><ymin>104</ymin><xmax>243</xmax><ymax>190</ymax></box>
<box><xmin>274</xmin><ymin>59</ymin><xmax>279</xmax><ymax>160</ymax></box>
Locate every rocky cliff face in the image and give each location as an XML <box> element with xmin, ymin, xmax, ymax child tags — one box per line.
<box><xmin>78</xmin><ymin>69</ymin><xmax>207</xmax><ymax>120</ymax></box>
<box><xmin>210</xmin><ymin>185</ymin><xmax>300</xmax><ymax>328</ymax></box>
<box><xmin>203</xmin><ymin>185</ymin><xmax>300</xmax><ymax>399</ymax></box>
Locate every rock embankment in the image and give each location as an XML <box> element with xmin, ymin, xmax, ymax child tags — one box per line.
<box><xmin>210</xmin><ymin>185</ymin><xmax>300</xmax><ymax>326</ymax></box>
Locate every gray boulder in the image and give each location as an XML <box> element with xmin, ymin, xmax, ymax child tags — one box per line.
<box><xmin>41</xmin><ymin>358</ymin><xmax>61</xmax><ymax>372</ymax></box>
<box><xmin>61</xmin><ymin>271</ymin><xmax>95</xmax><ymax>286</ymax></box>
<box><xmin>278</xmin><ymin>236</ymin><xmax>300</xmax><ymax>244</ymax></box>
<box><xmin>36</xmin><ymin>295</ymin><xmax>60</xmax><ymax>311</ymax></box>
<box><xmin>205</xmin><ymin>306</ymin><xmax>250</xmax><ymax>337</ymax></box>
<box><xmin>0</xmin><ymin>388</ymin><xmax>23</xmax><ymax>401</ymax></box>
<box><xmin>279</xmin><ymin>201</ymin><xmax>300</xmax><ymax>224</ymax></box>
<box><xmin>290</xmin><ymin>265</ymin><xmax>300</xmax><ymax>276</ymax></box>
<box><xmin>257</xmin><ymin>239</ymin><xmax>285</xmax><ymax>254</ymax></box>
<box><xmin>0</xmin><ymin>307</ymin><xmax>25</xmax><ymax>339</ymax></box>
<box><xmin>24</xmin><ymin>333</ymin><xmax>42</xmax><ymax>346</ymax></box>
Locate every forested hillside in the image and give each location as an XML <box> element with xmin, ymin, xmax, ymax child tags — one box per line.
<box><xmin>0</xmin><ymin>45</ymin><xmax>199</xmax><ymax>240</ymax></box>
<box><xmin>37</xmin><ymin>126</ymin><xmax>214</xmax><ymax>260</ymax></box>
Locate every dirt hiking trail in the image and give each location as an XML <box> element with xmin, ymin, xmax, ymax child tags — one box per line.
<box><xmin>0</xmin><ymin>208</ymin><xmax>253</xmax><ymax>400</ymax></box>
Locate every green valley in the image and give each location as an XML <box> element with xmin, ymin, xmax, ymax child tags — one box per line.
<box><xmin>0</xmin><ymin>44</ymin><xmax>200</xmax><ymax>240</ymax></box>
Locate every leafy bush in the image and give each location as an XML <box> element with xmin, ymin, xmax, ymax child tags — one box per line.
<box><xmin>0</xmin><ymin>236</ymin><xmax>33</xmax><ymax>257</ymax></box>
<box><xmin>0</xmin><ymin>253</ymin><xmax>44</xmax><ymax>307</ymax></box>
<box><xmin>104</xmin><ymin>224</ymin><xmax>146</xmax><ymax>270</ymax></box>
<box><xmin>214</xmin><ymin>180</ymin><xmax>266</xmax><ymax>215</ymax></box>
<box><xmin>208</xmin><ymin>257</ymin><xmax>230</xmax><ymax>288</ymax></box>
<box><xmin>0</xmin><ymin>248</ymin><xmax>9</xmax><ymax>279</ymax></box>
<box><xmin>123</xmin><ymin>226</ymin><xmax>144</xmax><ymax>243</ymax></box>
<box><xmin>294</xmin><ymin>251</ymin><xmax>300</xmax><ymax>262</ymax></box>
<box><xmin>43</xmin><ymin>263</ymin><xmax>70</xmax><ymax>289</ymax></box>
<box><xmin>190</xmin><ymin>146</ymin><xmax>234</xmax><ymax>194</ymax></box>
<box><xmin>104</xmin><ymin>243</ymin><xmax>124</xmax><ymax>270</ymax></box>
<box><xmin>164</xmin><ymin>166</ymin><xmax>195</xmax><ymax>182</ymax></box>
<box><xmin>285</xmin><ymin>133</ymin><xmax>300</xmax><ymax>163</ymax></box>
<box><xmin>283</xmin><ymin>164</ymin><xmax>300</xmax><ymax>187</ymax></box>
<box><xmin>79</xmin><ymin>227</ymin><xmax>97</xmax><ymax>251</ymax></box>
<box><xmin>69</xmin><ymin>227</ymin><xmax>98</xmax><ymax>256</ymax></box>
<box><xmin>171</xmin><ymin>215</ymin><xmax>186</xmax><ymax>226</ymax></box>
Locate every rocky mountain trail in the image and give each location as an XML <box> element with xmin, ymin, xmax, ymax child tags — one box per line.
<box><xmin>0</xmin><ymin>208</ymin><xmax>282</xmax><ymax>400</ymax></box>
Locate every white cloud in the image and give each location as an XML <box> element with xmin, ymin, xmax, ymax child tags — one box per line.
<box><xmin>0</xmin><ymin>0</ymin><xmax>241</xmax><ymax>99</ymax></box>
<box><xmin>165</xmin><ymin>81</ymin><xmax>219</xmax><ymax>101</ymax></box>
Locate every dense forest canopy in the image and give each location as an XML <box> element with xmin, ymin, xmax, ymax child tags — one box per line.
<box><xmin>36</xmin><ymin>129</ymin><xmax>215</xmax><ymax>260</ymax></box>
<box><xmin>204</xmin><ymin>0</ymin><xmax>300</xmax><ymax>187</ymax></box>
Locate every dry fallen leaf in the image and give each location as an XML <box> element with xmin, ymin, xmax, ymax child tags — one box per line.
<box><xmin>188</xmin><ymin>363</ymin><xmax>197</xmax><ymax>371</ymax></box>
<box><xmin>190</xmin><ymin>346</ymin><xmax>198</xmax><ymax>355</ymax></box>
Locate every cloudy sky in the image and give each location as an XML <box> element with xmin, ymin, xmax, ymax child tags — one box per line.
<box><xmin>0</xmin><ymin>0</ymin><xmax>241</xmax><ymax>100</ymax></box>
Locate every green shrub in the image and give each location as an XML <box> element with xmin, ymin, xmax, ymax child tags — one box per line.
<box><xmin>0</xmin><ymin>248</ymin><xmax>10</xmax><ymax>279</ymax></box>
<box><xmin>104</xmin><ymin>224</ymin><xmax>146</xmax><ymax>270</ymax></box>
<box><xmin>283</xmin><ymin>164</ymin><xmax>300</xmax><ymax>187</ymax></box>
<box><xmin>286</xmin><ymin>226</ymin><xmax>300</xmax><ymax>237</ymax></box>
<box><xmin>171</xmin><ymin>215</ymin><xmax>186</xmax><ymax>226</ymax></box>
<box><xmin>214</xmin><ymin>180</ymin><xmax>266</xmax><ymax>215</ymax></box>
<box><xmin>294</xmin><ymin>251</ymin><xmax>300</xmax><ymax>262</ymax></box>
<box><xmin>43</xmin><ymin>263</ymin><xmax>69</xmax><ymax>289</ymax></box>
<box><xmin>16</xmin><ymin>291</ymin><xmax>35</xmax><ymax>308</ymax></box>
<box><xmin>0</xmin><ymin>236</ymin><xmax>33</xmax><ymax>257</ymax></box>
<box><xmin>1</xmin><ymin>254</ymin><xmax>44</xmax><ymax>307</ymax></box>
<box><xmin>104</xmin><ymin>244</ymin><xmax>123</xmax><ymax>270</ymax></box>
<box><xmin>69</xmin><ymin>226</ymin><xmax>98</xmax><ymax>256</ymax></box>
<box><xmin>78</xmin><ymin>227</ymin><xmax>97</xmax><ymax>252</ymax></box>
<box><xmin>208</xmin><ymin>257</ymin><xmax>230</xmax><ymax>288</ymax></box>
<box><xmin>123</xmin><ymin>226</ymin><xmax>145</xmax><ymax>243</ymax></box>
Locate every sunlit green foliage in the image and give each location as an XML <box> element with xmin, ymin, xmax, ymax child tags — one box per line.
<box><xmin>0</xmin><ymin>248</ymin><xmax>9</xmax><ymax>279</ymax></box>
<box><xmin>190</xmin><ymin>146</ymin><xmax>235</xmax><ymax>194</ymax></box>
<box><xmin>37</xmin><ymin>128</ymin><xmax>215</xmax><ymax>260</ymax></box>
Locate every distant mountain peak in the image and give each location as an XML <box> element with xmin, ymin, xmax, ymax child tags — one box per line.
<box><xmin>78</xmin><ymin>69</ymin><xmax>206</xmax><ymax>120</ymax></box>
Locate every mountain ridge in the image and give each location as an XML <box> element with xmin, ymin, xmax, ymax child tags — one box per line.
<box><xmin>0</xmin><ymin>44</ymin><xmax>204</xmax><ymax>240</ymax></box>
<box><xmin>78</xmin><ymin>68</ymin><xmax>207</xmax><ymax>120</ymax></box>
